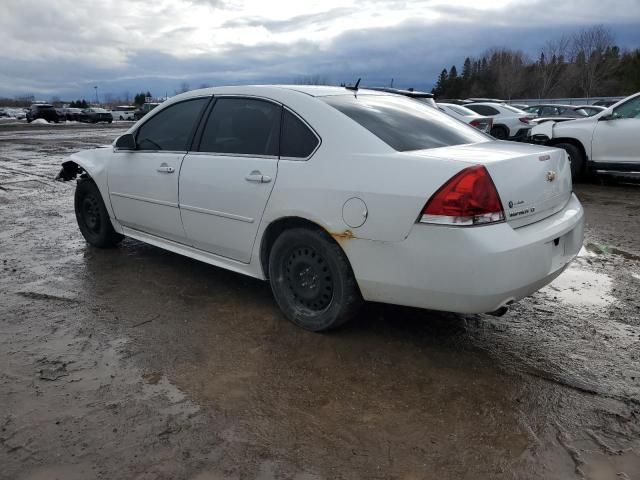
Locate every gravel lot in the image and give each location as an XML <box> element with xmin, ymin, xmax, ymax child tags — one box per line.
<box><xmin>1</xmin><ymin>122</ymin><xmax>639</xmax><ymax>480</ymax></box>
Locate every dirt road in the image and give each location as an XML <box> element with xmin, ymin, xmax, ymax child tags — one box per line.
<box><xmin>1</xmin><ymin>123</ymin><xmax>639</xmax><ymax>479</ymax></box>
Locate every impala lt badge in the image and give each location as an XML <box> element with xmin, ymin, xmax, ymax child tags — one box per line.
<box><xmin>546</xmin><ymin>170</ymin><xmax>557</xmax><ymax>182</ymax></box>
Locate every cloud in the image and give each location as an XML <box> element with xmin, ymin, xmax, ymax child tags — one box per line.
<box><xmin>0</xmin><ymin>0</ymin><xmax>638</xmax><ymax>99</ymax></box>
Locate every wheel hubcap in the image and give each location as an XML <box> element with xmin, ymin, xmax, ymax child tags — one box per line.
<box><xmin>82</xmin><ymin>195</ymin><xmax>101</xmax><ymax>233</ymax></box>
<box><xmin>285</xmin><ymin>247</ymin><xmax>333</xmax><ymax>311</ymax></box>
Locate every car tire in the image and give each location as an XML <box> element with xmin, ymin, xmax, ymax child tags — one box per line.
<box><xmin>119</xmin><ymin>116</ymin><xmax>124</xmax><ymax>121</ymax></box>
<box><xmin>268</xmin><ymin>227</ymin><xmax>362</xmax><ymax>332</ymax></box>
<box><xmin>74</xmin><ymin>178</ymin><xmax>123</xmax><ymax>248</ymax></box>
<box><xmin>554</xmin><ymin>142</ymin><xmax>585</xmax><ymax>179</ymax></box>
<box><xmin>490</xmin><ymin>125</ymin><xmax>509</xmax><ymax>140</ymax></box>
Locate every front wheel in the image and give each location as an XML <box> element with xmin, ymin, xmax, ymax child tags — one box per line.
<box><xmin>268</xmin><ymin>228</ymin><xmax>362</xmax><ymax>331</ymax></box>
<box><xmin>74</xmin><ymin>178</ymin><xmax>123</xmax><ymax>248</ymax></box>
<box><xmin>554</xmin><ymin>142</ymin><xmax>585</xmax><ymax>179</ymax></box>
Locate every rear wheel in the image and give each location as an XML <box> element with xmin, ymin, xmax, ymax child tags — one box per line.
<box><xmin>490</xmin><ymin>125</ymin><xmax>509</xmax><ymax>140</ymax></box>
<box><xmin>554</xmin><ymin>142</ymin><xmax>585</xmax><ymax>179</ymax></box>
<box><xmin>268</xmin><ymin>227</ymin><xmax>362</xmax><ymax>331</ymax></box>
<box><xmin>74</xmin><ymin>178</ymin><xmax>123</xmax><ymax>248</ymax></box>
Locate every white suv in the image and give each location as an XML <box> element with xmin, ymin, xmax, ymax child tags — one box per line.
<box><xmin>529</xmin><ymin>92</ymin><xmax>640</xmax><ymax>178</ymax></box>
<box><xmin>465</xmin><ymin>103</ymin><xmax>535</xmax><ymax>140</ymax></box>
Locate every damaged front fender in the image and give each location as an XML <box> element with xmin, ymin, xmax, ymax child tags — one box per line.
<box><xmin>55</xmin><ymin>161</ymin><xmax>82</xmax><ymax>181</ymax></box>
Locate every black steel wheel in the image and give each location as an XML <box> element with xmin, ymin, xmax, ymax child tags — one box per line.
<box><xmin>269</xmin><ymin>227</ymin><xmax>362</xmax><ymax>331</ymax></box>
<box><xmin>74</xmin><ymin>178</ymin><xmax>123</xmax><ymax>248</ymax></box>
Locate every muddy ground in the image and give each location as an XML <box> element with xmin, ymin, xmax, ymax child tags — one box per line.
<box><xmin>0</xmin><ymin>122</ymin><xmax>639</xmax><ymax>480</ymax></box>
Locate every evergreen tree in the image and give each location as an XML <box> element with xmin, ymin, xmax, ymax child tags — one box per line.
<box><xmin>462</xmin><ymin>57</ymin><xmax>472</xmax><ymax>79</ymax></box>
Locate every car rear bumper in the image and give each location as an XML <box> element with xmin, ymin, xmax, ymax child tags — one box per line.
<box><xmin>509</xmin><ymin>127</ymin><xmax>532</xmax><ymax>142</ymax></box>
<box><xmin>344</xmin><ymin>193</ymin><xmax>584</xmax><ymax>314</ymax></box>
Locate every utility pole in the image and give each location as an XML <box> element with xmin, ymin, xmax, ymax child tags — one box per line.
<box><xmin>94</xmin><ymin>86</ymin><xmax>99</xmax><ymax>105</ymax></box>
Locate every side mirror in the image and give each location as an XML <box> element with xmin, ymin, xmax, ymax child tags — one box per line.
<box><xmin>598</xmin><ymin>107</ymin><xmax>614</xmax><ymax>121</ymax></box>
<box><xmin>115</xmin><ymin>133</ymin><xmax>136</xmax><ymax>150</ymax></box>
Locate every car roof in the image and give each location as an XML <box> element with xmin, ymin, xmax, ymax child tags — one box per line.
<box><xmin>366</xmin><ymin>86</ymin><xmax>434</xmax><ymax>98</ymax></box>
<box><xmin>174</xmin><ymin>84</ymin><xmax>394</xmax><ymax>100</ymax></box>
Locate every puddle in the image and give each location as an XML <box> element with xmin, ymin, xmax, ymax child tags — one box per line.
<box><xmin>544</xmin><ymin>264</ymin><xmax>615</xmax><ymax>307</ymax></box>
<box><xmin>585</xmin><ymin>242</ymin><xmax>640</xmax><ymax>262</ymax></box>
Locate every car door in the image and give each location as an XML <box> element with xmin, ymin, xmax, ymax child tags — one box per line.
<box><xmin>591</xmin><ymin>95</ymin><xmax>640</xmax><ymax>166</ymax></box>
<box><xmin>108</xmin><ymin>97</ymin><xmax>210</xmax><ymax>243</ymax></box>
<box><xmin>179</xmin><ymin>97</ymin><xmax>282</xmax><ymax>263</ymax></box>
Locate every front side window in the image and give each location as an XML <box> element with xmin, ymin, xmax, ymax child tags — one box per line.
<box><xmin>322</xmin><ymin>95</ymin><xmax>488</xmax><ymax>152</ymax></box>
<box><xmin>199</xmin><ymin>98</ymin><xmax>281</xmax><ymax>156</ymax></box>
<box><xmin>613</xmin><ymin>96</ymin><xmax>640</xmax><ymax>119</ymax></box>
<box><xmin>280</xmin><ymin>110</ymin><xmax>319</xmax><ymax>158</ymax></box>
<box><xmin>136</xmin><ymin>98</ymin><xmax>208</xmax><ymax>151</ymax></box>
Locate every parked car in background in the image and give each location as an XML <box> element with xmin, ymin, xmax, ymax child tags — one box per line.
<box><xmin>574</xmin><ymin>105</ymin><xmax>606</xmax><ymax>117</ymax></box>
<box><xmin>367</xmin><ymin>87</ymin><xmax>437</xmax><ymax>108</ymax></box>
<box><xmin>437</xmin><ymin>102</ymin><xmax>493</xmax><ymax>133</ymax></box>
<box><xmin>77</xmin><ymin>108</ymin><xmax>113</xmax><ymax>124</ymax></box>
<box><xmin>26</xmin><ymin>104</ymin><xmax>59</xmax><ymax>123</ymax></box>
<box><xmin>593</xmin><ymin>100</ymin><xmax>618</xmax><ymax>107</ymax></box>
<box><xmin>465</xmin><ymin>103</ymin><xmax>534</xmax><ymax>140</ymax></box>
<box><xmin>134</xmin><ymin>102</ymin><xmax>160</xmax><ymax>120</ymax></box>
<box><xmin>63</xmin><ymin>108</ymin><xmax>83</xmax><ymax>121</ymax></box>
<box><xmin>528</xmin><ymin>92</ymin><xmax>640</xmax><ymax>178</ymax></box>
<box><xmin>509</xmin><ymin>104</ymin><xmax>530</xmax><ymax>110</ymax></box>
<box><xmin>465</xmin><ymin>97</ymin><xmax>505</xmax><ymax>104</ymax></box>
<box><xmin>111</xmin><ymin>106</ymin><xmax>137</xmax><ymax>121</ymax></box>
<box><xmin>0</xmin><ymin>108</ymin><xmax>10</xmax><ymax>118</ymax></box>
<box><xmin>523</xmin><ymin>104</ymin><xmax>589</xmax><ymax>118</ymax></box>
<box><xmin>57</xmin><ymin>85</ymin><xmax>583</xmax><ymax>332</ymax></box>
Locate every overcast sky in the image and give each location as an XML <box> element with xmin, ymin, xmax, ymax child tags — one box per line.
<box><xmin>0</xmin><ymin>0</ymin><xmax>639</xmax><ymax>100</ymax></box>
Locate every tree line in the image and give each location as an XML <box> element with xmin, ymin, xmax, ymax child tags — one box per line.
<box><xmin>431</xmin><ymin>25</ymin><xmax>640</xmax><ymax>100</ymax></box>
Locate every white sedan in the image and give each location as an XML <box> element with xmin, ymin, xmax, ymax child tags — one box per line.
<box><xmin>57</xmin><ymin>85</ymin><xmax>584</xmax><ymax>331</ymax></box>
<box><xmin>465</xmin><ymin>102</ymin><xmax>535</xmax><ymax>140</ymax></box>
<box><xmin>437</xmin><ymin>102</ymin><xmax>493</xmax><ymax>133</ymax></box>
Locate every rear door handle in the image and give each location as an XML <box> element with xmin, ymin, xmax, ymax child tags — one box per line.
<box><xmin>157</xmin><ymin>165</ymin><xmax>175</xmax><ymax>174</ymax></box>
<box><xmin>245</xmin><ymin>171</ymin><xmax>272</xmax><ymax>183</ymax></box>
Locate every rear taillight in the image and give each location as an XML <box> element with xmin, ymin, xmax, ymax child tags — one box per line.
<box><xmin>519</xmin><ymin>117</ymin><xmax>530</xmax><ymax>124</ymax></box>
<box><xmin>469</xmin><ymin>119</ymin><xmax>481</xmax><ymax>128</ymax></box>
<box><xmin>419</xmin><ymin>166</ymin><xmax>505</xmax><ymax>226</ymax></box>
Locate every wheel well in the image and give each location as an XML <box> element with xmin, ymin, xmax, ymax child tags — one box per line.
<box><xmin>547</xmin><ymin>137</ymin><xmax>588</xmax><ymax>161</ymax></box>
<box><xmin>260</xmin><ymin>217</ymin><xmax>330</xmax><ymax>279</ymax></box>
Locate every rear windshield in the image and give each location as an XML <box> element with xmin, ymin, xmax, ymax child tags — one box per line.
<box><xmin>322</xmin><ymin>95</ymin><xmax>488</xmax><ymax>151</ymax></box>
<box><xmin>502</xmin><ymin>104</ymin><xmax>526</xmax><ymax>113</ymax></box>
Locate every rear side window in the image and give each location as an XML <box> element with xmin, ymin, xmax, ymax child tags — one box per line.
<box><xmin>136</xmin><ymin>98</ymin><xmax>208</xmax><ymax>151</ymax></box>
<box><xmin>467</xmin><ymin>105</ymin><xmax>500</xmax><ymax>116</ymax></box>
<box><xmin>280</xmin><ymin>110</ymin><xmax>319</xmax><ymax>158</ymax></box>
<box><xmin>199</xmin><ymin>98</ymin><xmax>281</xmax><ymax>156</ymax></box>
<box><xmin>322</xmin><ymin>95</ymin><xmax>488</xmax><ymax>152</ymax></box>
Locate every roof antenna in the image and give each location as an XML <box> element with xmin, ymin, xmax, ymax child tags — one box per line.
<box><xmin>345</xmin><ymin>78</ymin><xmax>361</xmax><ymax>91</ymax></box>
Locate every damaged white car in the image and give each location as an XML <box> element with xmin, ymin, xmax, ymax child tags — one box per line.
<box><xmin>57</xmin><ymin>85</ymin><xmax>584</xmax><ymax>331</ymax></box>
<box><xmin>529</xmin><ymin>92</ymin><xmax>640</xmax><ymax>178</ymax></box>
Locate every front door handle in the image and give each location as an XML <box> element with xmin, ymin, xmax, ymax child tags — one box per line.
<box><xmin>245</xmin><ymin>171</ymin><xmax>272</xmax><ymax>183</ymax></box>
<box><xmin>157</xmin><ymin>164</ymin><xmax>175</xmax><ymax>174</ymax></box>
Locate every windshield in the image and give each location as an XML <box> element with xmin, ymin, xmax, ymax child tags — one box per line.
<box><xmin>322</xmin><ymin>95</ymin><xmax>489</xmax><ymax>152</ymax></box>
<box><xmin>444</xmin><ymin>104</ymin><xmax>477</xmax><ymax>116</ymax></box>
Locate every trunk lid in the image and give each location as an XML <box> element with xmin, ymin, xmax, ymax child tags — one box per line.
<box><xmin>424</xmin><ymin>141</ymin><xmax>572</xmax><ymax>228</ymax></box>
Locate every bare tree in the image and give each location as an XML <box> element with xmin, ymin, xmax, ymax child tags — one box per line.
<box><xmin>293</xmin><ymin>74</ymin><xmax>329</xmax><ymax>85</ymax></box>
<box><xmin>486</xmin><ymin>48</ymin><xmax>528</xmax><ymax>100</ymax></box>
<box><xmin>535</xmin><ymin>35</ymin><xmax>570</xmax><ymax>98</ymax></box>
<box><xmin>570</xmin><ymin>25</ymin><xmax>615</xmax><ymax>97</ymax></box>
<box><xmin>175</xmin><ymin>81</ymin><xmax>191</xmax><ymax>94</ymax></box>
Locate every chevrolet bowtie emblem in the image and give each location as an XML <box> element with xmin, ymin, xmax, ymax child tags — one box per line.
<box><xmin>546</xmin><ymin>171</ymin><xmax>557</xmax><ymax>182</ymax></box>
